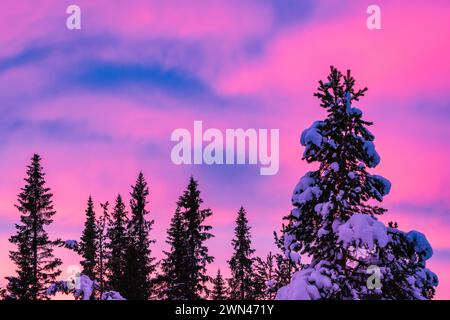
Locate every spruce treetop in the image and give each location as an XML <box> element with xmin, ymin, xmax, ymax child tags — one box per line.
<box><xmin>212</xmin><ymin>269</ymin><xmax>227</xmax><ymax>300</ymax></box>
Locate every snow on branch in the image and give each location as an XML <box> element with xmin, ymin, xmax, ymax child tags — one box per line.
<box><xmin>335</xmin><ymin>214</ymin><xmax>388</xmax><ymax>250</ymax></box>
<box><xmin>101</xmin><ymin>291</ymin><xmax>126</xmax><ymax>300</ymax></box>
<box><xmin>46</xmin><ymin>273</ymin><xmax>126</xmax><ymax>300</ymax></box>
<box><xmin>47</xmin><ymin>274</ymin><xmax>94</xmax><ymax>300</ymax></box>
<box><xmin>276</xmin><ymin>261</ymin><xmax>339</xmax><ymax>300</ymax></box>
<box><xmin>367</xmin><ymin>174</ymin><xmax>391</xmax><ymax>201</ymax></box>
<box><xmin>54</xmin><ymin>239</ymin><xmax>79</xmax><ymax>252</ymax></box>
<box><xmin>301</xmin><ymin>121</ymin><xmax>324</xmax><ymax>149</ymax></box>
<box><xmin>283</xmin><ymin>231</ymin><xmax>302</xmax><ymax>264</ymax></box>
<box><xmin>355</xmin><ymin>136</ymin><xmax>380</xmax><ymax>168</ymax></box>
<box><xmin>292</xmin><ymin>172</ymin><xmax>322</xmax><ymax>206</ymax></box>
<box><xmin>406</xmin><ymin>231</ymin><xmax>433</xmax><ymax>262</ymax></box>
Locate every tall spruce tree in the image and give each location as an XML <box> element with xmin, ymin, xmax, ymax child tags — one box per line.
<box><xmin>95</xmin><ymin>201</ymin><xmax>109</xmax><ymax>298</ymax></box>
<box><xmin>228</xmin><ymin>206</ymin><xmax>255</xmax><ymax>300</ymax></box>
<box><xmin>106</xmin><ymin>194</ymin><xmax>128</xmax><ymax>295</ymax></box>
<box><xmin>6</xmin><ymin>154</ymin><xmax>62</xmax><ymax>300</ymax></box>
<box><xmin>122</xmin><ymin>172</ymin><xmax>155</xmax><ymax>300</ymax></box>
<box><xmin>181</xmin><ymin>177</ymin><xmax>214</xmax><ymax>299</ymax></box>
<box><xmin>159</xmin><ymin>208</ymin><xmax>188</xmax><ymax>299</ymax></box>
<box><xmin>172</xmin><ymin>177</ymin><xmax>214</xmax><ymax>300</ymax></box>
<box><xmin>78</xmin><ymin>196</ymin><xmax>97</xmax><ymax>279</ymax></box>
<box><xmin>277</xmin><ymin>67</ymin><xmax>438</xmax><ymax>300</ymax></box>
<box><xmin>211</xmin><ymin>269</ymin><xmax>227</xmax><ymax>300</ymax></box>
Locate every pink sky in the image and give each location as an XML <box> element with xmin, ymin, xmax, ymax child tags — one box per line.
<box><xmin>0</xmin><ymin>0</ymin><xmax>449</xmax><ymax>299</ymax></box>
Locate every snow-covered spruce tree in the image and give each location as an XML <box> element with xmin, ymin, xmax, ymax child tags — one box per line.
<box><xmin>177</xmin><ymin>176</ymin><xmax>214</xmax><ymax>299</ymax></box>
<box><xmin>122</xmin><ymin>172</ymin><xmax>156</xmax><ymax>300</ymax></box>
<box><xmin>228</xmin><ymin>206</ymin><xmax>255</xmax><ymax>300</ymax></box>
<box><xmin>212</xmin><ymin>269</ymin><xmax>227</xmax><ymax>300</ymax></box>
<box><xmin>6</xmin><ymin>154</ymin><xmax>62</xmax><ymax>300</ymax></box>
<box><xmin>95</xmin><ymin>201</ymin><xmax>110</xmax><ymax>298</ymax></box>
<box><xmin>276</xmin><ymin>67</ymin><xmax>438</xmax><ymax>300</ymax></box>
<box><xmin>79</xmin><ymin>196</ymin><xmax>97</xmax><ymax>280</ymax></box>
<box><xmin>106</xmin><ymin>194</ymin><xmax>129</xmax><ymax>295</ymax></box>
<box><xmin>159</xmin><ymin>208</ymin><xmax>189</xmax><ymax>299</ymax></box>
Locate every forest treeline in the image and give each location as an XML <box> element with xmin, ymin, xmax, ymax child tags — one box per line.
<box><xmin>0</xmin><ymin>154</ymin><xmax>295</xmax><ymax>300</ymax></box>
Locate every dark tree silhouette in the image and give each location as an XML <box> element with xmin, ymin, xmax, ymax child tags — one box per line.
<box><xmin>6</xmin><ymin>154</ymin><xmax>62</xmax><ymax>300</ymax></box>
<box><xmin>79</xmin><ymin>196</ymin><xmax>97</xmax><ymax>279</ymax></box>
<box><xmin>160</xmin><ymin>176</ymin><xmax>214</xmax><ymax>299</ymax></box>
<box><xmin>122</xmin><ymin>172</ymin><xmax>156</xmax><ymax>300</ymax></box>
<box><xmin>211</xmin><ymin>269</ymin><xmax>227</xmax><ymax>300</ymax></box>
<box><xmin>159</xmin><ymin>208</ymin><xmax>189</xmax><ymax>299</ymax></box>
<box><xmin>228</xmin><ymin>206</ymin><xmax>255</xmax><ymax>300</ymax></box>
<box><xmin>106</xmin><ymin>194</ymin><xmax>129</xmax><ymax>295</ymax></box>
<box><xmin>95</xmin><ymin>201</ymin><xmax>109</xmax><ymax>298</ymax></box>
<box><xmin>179</xmin><ymin>177</ymin><xmax>214</xmax><ymax>299</ymax></box>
